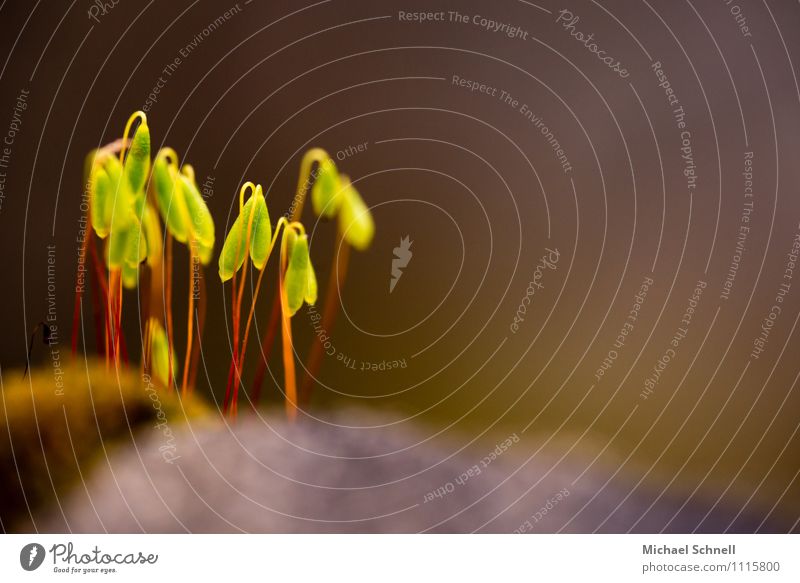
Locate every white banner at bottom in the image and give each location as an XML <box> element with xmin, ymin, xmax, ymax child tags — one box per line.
<box><xmin>0</xmin><ymin>534</ymin><xmax>796</xmax><ymax>582</ymax></box>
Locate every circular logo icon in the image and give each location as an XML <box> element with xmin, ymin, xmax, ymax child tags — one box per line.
<box><xmin>20</xmin><ymin>543</ymin><xmax>46</xmax><ymax>571</ymax></box>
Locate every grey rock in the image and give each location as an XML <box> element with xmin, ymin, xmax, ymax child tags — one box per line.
<box><xmin>37</xmin><ymin>410</ymin><xmax>782</xmax><ymax>533</ymax></box>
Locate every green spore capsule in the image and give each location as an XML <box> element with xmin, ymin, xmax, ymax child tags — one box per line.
<box><xmin>89</xmin><ymin>163</ymin><xmax>112</xmax><ymax>238</ymax></box>
<box><xmin>106</xmin><ymin>223</ymin><xmax>130</xmax><ymax>269</ymax></box>
<box><xmin>101</xmin><ymin>155</ymin><xmax>128</xmax><ymax>233</ymax></box>
<box><xmin>149</xmin><ymin>318</ymin><xmax>176</xmax><ymax>387</ymax></box>
<box><xmin>121</xmin><ymin>260</ymin><xmax>140</xmax><ymax>289</ymax></box>
<box><xmin>305</xmin><ymin>255</ymin><xmax>318</xmax><ymax>305</ymax></box>
<box><xmin>153</xmin><ymin>155</ymin><xmax>189</xmax><ymax>243</ymax></box>
<box><xmin>198</xmin><ymin>239</ymin><xmax>214</xmax><ymax>266</ymax></box>
<box><xmin>124</xmin><ymin>217</ymin><xmax>147</xmax><ymax>268</ymax></box>
<box><xmin>218</xmin><ymin>189</ymin><xmax>271</xmax><ymax>281</ymax></box>
<box><xmin>141</xmin><ymin>204</ymin><xmax>163</xmax><ymax>267</ymax></box>
<box><xmin>339</xmin><ymin>182</ymin><xmax>375</xmax><ymax>251</ymax></box>
<box><xmin>284</xmin><ymin>232</ymin><xmax>311</xmax><ymax>316</ymax></box>
<box><xmin>124</xmin><ymin>120</ymin><xmax>151</xmax><ymax>193</ymax></box>
<box><xmin>180</xmin><ymin>173</ymin><xmax>214</xmax><ymax>248</ymax></box>
<box><xmin>248</xmin><ymin>190</ymin><xmax>271</xmax><ymax>270</ymax></box>
<box><xmin>311</xmin><ymin>157</ymin><xmax>341</xmax><ymax>218</ymax></box>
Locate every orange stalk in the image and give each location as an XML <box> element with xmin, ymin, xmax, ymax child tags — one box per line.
<box><xmin>235</xmin><ymin>218</ymin><xmax>288</xmax><ymax>405</ymax></box>
<box><xmin>72</xmin><ymin>202</ymin><xmax>93</xmax><ymax>355</ymax></box>
<box><xmin>181</xmin><ymin>248</ymin><xmax>197</xmax><ymax>396</ymax></box>
<box><xmin>106</xmin><ymin>268</ymin><xmax>121</xmax><ymax>366</ymax></box>
<box><xmin>114</xmin><ymin>268</ymin><xmax>123</xmax><ymax>365</ymax></box>
<box><xmin>300</xmin><ymin>230</ymin><xmax>350</xmax><ymax>404</ymax></box>
<box><xmin>250</xmin><ymin>151</ymin><xmax>324</xmax><ymax>402</ymax></box>
<box><xmin>278</xmin><ymin>235</ymin><xmax>298</xmax><ymax>422</ymax></box>
<box><xmin>189</xmin><ymin>264</ymin><xmax>206</xmax><ymax>389</ymax></box>
<box><xmin>87</xmin><ymin>237</ymin><xmax>109</xmax><ymax>357</ymax></box>
<box><xmin>165</xmin><ymin>233</ymin><xmax>175</xmax><ymax>389</ymax></box>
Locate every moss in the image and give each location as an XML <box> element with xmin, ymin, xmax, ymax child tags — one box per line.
<box><xmin>0</xmin><ymin>360</ymin><xmax>208</xmax><ymax>530</ymax></box>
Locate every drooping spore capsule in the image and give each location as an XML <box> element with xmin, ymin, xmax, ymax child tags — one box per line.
<box><xmin>284</xmin><ymin>232</ymin><xmax>311</xmax><ymax>316</ymax></box>
<box><xmin>218</xmin><ymin>188</ymin><xmax>271</xmax><ymax>281</ymax></box>
<box><xmin>89</xmin><ymin>163</ymin><xmax>112</xmax><ymax>238</ymax></box>
<box><xmin>311</xmin><ymin>157</ymin><xmax>341</xmax><ymax>218</ymax></box>
<box><xmin>339</xmin><ymin>182</ymin><xmax>375</xmax><ymax>251</ymax></box>
<box><xmin>152</xmin><ymin>154</ymin><xmax>189</xmax><ymax>243</ymax></box>
<box><xmin>149</xmin><ymin>318</ymin><xmax>176</xmax><ymax>387</ymax></box>
<box><xmin>248</xmin><ymin>190</ymin><xmax>272</xmax><ymax>270</ymax></box>
<box><xmin>305</xmin><ymin>254</ymin><xmax>318</xmax><ymax>305</ymax></box>
<box><xmin>180</xmin><ymin>173</ymin><xmax>214</xmax><ymax>248</ymax></box>
<box><xmin>141</xmin><ymin>204</ymin><xmax>163</xmax><ymax>267</ymax></box>
<box><xmin>124</xmin><ymin>120</ymin><xmax>151</xmax><ymax>194</ymax></box>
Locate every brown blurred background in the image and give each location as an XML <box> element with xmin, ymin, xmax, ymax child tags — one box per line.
<box><xmin>1</xmin><ymin>0</ymin><xmax>799</xmax><ymax>528</ymax></box>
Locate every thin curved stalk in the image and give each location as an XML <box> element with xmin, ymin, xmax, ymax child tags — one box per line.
<box><xmin>88</xmin><ymin>237</ymin><xmax>107</xmax><ymax>356</ymax></box>
<box><xmin>278</xmin><ymin>232</ymin><xmax>298</xmax><ymax>421</ymax></box>
<box><xmin>119</xmin><ymin>112</ymin><xmax>145</xmax><ymax>165</ymax></box>
<box><xmin>250</xmin><ymin>150</ymin><xmax>326</xmax><ymax>400</ymax></box>
<box><xmin>107</xmin><ymin>268</ymin><xmax>122</xmax><ymax>366</ymax></box>
<box><xmin>71</xmin><ymin>153</ymin><xmax>94</xmax><ymax>356</ymax></box>
<box><xmin>165</xmin><ymin>233</ymin><xmax>175</xmax><ymax>389</ymax></box>
<box><xmin>110</xmin><ymin>111</ymin><xmax>143</xmax><ymax>369</ymax></box>
<box><xmin>142</xmin><ymin>318</ymin><xmax>153</xmax><ymax>374</ymax></box>
<box><xmin>300</xmin><ymin>229</ymin><xmax>350</xmax><ymax>405</ymax></box>
<box><xmin>72</xmin><ymin>142</ymin><xmax>125</xmax><ymax>356</ymax></box>
<box><xmin>181</xmin><ymin>248</ymin><xmax>196</xmax><ymax>396</ymax></box>
<box><xmin>114</xmin><ymin>268</ymin><xmax>123</xmax><ymax>363</ymax></box>
<box><xmin>224</xmin><ymin>253</ymin><xmax>242</xmax><ymax>414</ymax></box>
<box><xmin>230</xmin><ymin>254</ymin><xmax>249</xmax><ymax>418</ymax></box>
<box><xmin>140</xmin><ymin>265</ymin><xmax>151</xmax><ymax>350</ymax></box>
<box><xmin>235</xmin><ymin>218</ymin><xmax>290</xmax><ymax>407</ymax></box>
<box><xmin>224</xmin><ymin>183</ymin><xmax>258</xmax><ymax>417</ymax></box>
<box><xmin>189</xmin><ymin>264</ymin><xmax>206</xmax><ymax>389</ymax></box>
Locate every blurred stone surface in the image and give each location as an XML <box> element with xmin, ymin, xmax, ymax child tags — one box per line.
<box><xmin>36</xmin><ymin>410</ymin><xmax>787</xmax><ymax>533</ymax></box>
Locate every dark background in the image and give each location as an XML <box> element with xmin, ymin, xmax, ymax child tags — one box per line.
<box><xmin>1</xmin><ymin>0</ymin><xmax>800</xmax><ymax>526</ymax></box>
